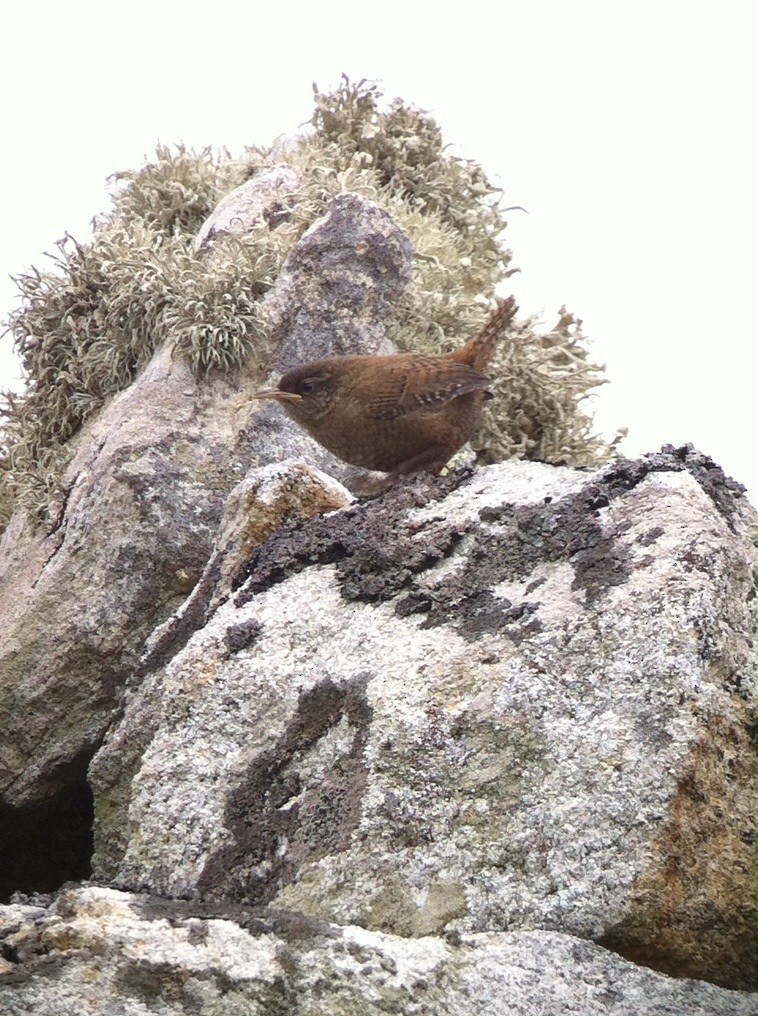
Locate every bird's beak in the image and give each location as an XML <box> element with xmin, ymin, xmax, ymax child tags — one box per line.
<box><xmin>252</xmin><ymin>388</ymin><xmax>302</xmax><ymax>402</ymax></box>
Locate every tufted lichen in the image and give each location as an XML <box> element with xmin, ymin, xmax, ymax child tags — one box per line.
<box><xmin>1</xmin><ymin>76</ymin><xmax>618</xmax><ymax>531</ymax></box>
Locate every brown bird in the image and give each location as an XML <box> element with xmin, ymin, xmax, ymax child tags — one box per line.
<box><xmin>253</xmin><ymin>297</ymin><xmax>518</xmax><ymax>483</ymax></box>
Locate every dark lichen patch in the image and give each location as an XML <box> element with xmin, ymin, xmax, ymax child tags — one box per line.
<box><xmin>400</xmin><ymin>487</ymin><xmax>632</xmax><ymax>639</ymax></box>
<box><xmin>113</xmin><ymin>952</ymin><xmax>298</xmax><ymax>1016</ymax></box>
<box><xmin>223</xmin><ymin>618</ymin><xmax>263</xmax><ymax>656</ymax></box>
<box><xmin>113</xmin><ymin>960</ymin><xmax>202</xmax><ymax>1009</ymax></box>
<box><xmin>231</xmin><ymin>449</ymin><xmax>747</xmax><ymax>644</ymax></box>
<box><xmin>232</xmin><ymin>465</ymin><xmax>622</xmax><ymax>642</ymax></box>
<box><xmin>635</xmin><ymin>554</ymin><xmax>656</xmax><ymax>570</ymax></box>
<box><xmin>131</xmin><ymin>892</ymin><xmax>340</xmax><ymax>943</ymax></box>
<box><xmin>663</xmin><ymin>444</ymin><xmax>746</xmax><ymax>526</ymax></box>
<box><xmin>337</xmin><ymin>522</ymin><xmax>466</xmax><ymax>603</ymax></box>
<box><xmin>232</xmin><ymin>470</ymin><xmax>472</xmax><ymax>606</ymax></box>
<box><xmin>185</xmin><ymin>919</ymin><xmax>209</xmax><ymax>945</ymax></box>
<box><xmin>636</xmin><ymin>526</ymin><xmax>665</xmax><ymax>547</ymax></box>
<box><xmin>418</xmin><ymin>591</ymin><xmax>542</xmax><ymax>643</ymax></box>
<box><xmin>607</xmin><ymin>445</ymin><xmax>746</xmax><ymax>531</ymax></box>
<box><xmin>434</xmin><ymin>590</ymin><xmax>509</xmax><ymax>638</ymax></box>
<box><xmin>196</xmin><ymin>675</ymin><xmax>373</xmax><ymax>908</ymax></box>
<box><xmin>571</xmin><ymin>532</ymin><xmax>630</xmax><ymax>604</ymax></box>
<box><xmin>0</xmin><ymin>938</ymin><xmax>69</xmax><ymax>986</ymax></box>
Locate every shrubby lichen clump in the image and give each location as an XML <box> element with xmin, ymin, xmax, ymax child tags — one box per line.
<box><xmin>0</xmin><ymin>77</ymin><xmax>617</xmax><ymax>531</ymax></box>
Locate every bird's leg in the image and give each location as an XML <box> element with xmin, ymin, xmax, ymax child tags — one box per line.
<box><xmin>379</xmin><ymin>446</ymin><xmax>451</xmax><ymax>489</ymax></box>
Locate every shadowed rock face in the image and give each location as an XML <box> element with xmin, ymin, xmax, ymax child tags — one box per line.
<box><xmin>0</xmin><ymin>750</ymin><xmax>94</xmax><ymax>900</ymax></box>
<box><xmin>87</xmin><ymin>447</ymin><xmax>756</xmax><ymax>992</ymax></box>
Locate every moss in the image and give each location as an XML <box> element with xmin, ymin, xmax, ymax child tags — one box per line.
<box><xmin>108</xmin><ymin>142</ymin><xmax>240</xmax><ymax>236</ymax></box>
<box><xmin>1</xmin><ymin>223</ymin><xmax>183</xmax><ymax>526</ymax></box>
<box><xmin>1</xmin><ymin>76</ymin><xmax>616</xmax><ymax>532</ymax></box>
<box><xmin>162</xmin><ymin>233</ymin><xmax>275</xmax><ymax>373</ymax></box>
<box><xmin>476</xmin><ymin>307</ymin><xmax>626</xmax><ymax>466</ymax></box>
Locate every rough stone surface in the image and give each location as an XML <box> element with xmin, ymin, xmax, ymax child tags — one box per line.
<box><xmin>267</xmin><ymin>193</ymin><xmax>411</xmax><ymax>372</ymax></box>
<box><xmin>0</xmin><ymin>191</ymin><xmax>414</xmax><ymax>896</ymax></box>
<box><xmin>3</xmin><ymin>163</ymin><xmax>756</xmax><ymax>1010</ymax></box>
<box><xmin>89</xmin><ymin>448</ymin><xmax>757</xmax><ymax>990</ymax></box>
<box><xmin>194</xmin><ymin>164</ymin><xmax>304</xmax><ymax>251</ymax></box>
<box><xmin>0</xmin><ymin>344</ymin><xmax>244</xmax><ymax>807</ymax></box>
<box><xmin>90</xmin><ymin>460</ymin><xmax>353</xmax><ymax>878</ymax></box>
<box><xmin>0</xmin><ymin>886</ymin><xmax>753</xmax><ymax>1016</ymax></box>
<box><xmin>242</xmin><ymin>192</ymin><xmax>413</xmax><ymax>491</ymax></box>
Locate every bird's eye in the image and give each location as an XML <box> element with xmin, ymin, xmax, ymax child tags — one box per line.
<box><xmin>300</xmin><ymin>379</ymin><xmax>316</xmax><ymax>395</ymax></box>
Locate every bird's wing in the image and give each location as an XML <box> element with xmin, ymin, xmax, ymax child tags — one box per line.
<box><xmin>365</xmin><ymin>359</ymin><xmax>492</xmax><ymax>420</ymax></box>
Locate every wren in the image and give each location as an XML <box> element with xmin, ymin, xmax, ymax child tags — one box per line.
<box><xmin>253</xmin><ymin>297</ymin><xmax>518</xmax><ymax>483</ymax></box>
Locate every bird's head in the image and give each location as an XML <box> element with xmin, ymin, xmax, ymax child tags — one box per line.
<box><xmin>252</xmin><ymin>361</ymin><xmax>339</xmax><ymax>422</ymax></box>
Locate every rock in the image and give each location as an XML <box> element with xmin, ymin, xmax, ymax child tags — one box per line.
<box><xmin>2</xmin><ymin>156</ymin><xmax>755</xmax><ymax>1006</ymax></box>
<box><xmin>267</xmin><ymin>193</ymin><xmax>411</xmax><ymax>371</ymax></box>
<box><xmin>241</xmin><ymin>192</ymin><xmax>414</xmax><ymax>488</ymax></box>
<box><xmin>0</xmin><ymin>885</ymin><xmax>753</xmax><ymax>1015</ymax></box>
<box><xmin>0</xmin><ymin>345</ymin><xmax>243</xmax><ymax>830</ymax></box>
<box><xmin>89</xmin><ymin>447</ymin><xmax>757</xmax><ymax>990</ymax></box>
<box><xmin>89</xmin><ymin>458</ymin><xmax>353</xmax><ymax>877</ymax></box>
<box><xmin>193</xmin><ymin>458</ymin><xmax>353</xmax><ymax>614</ymax></box>
<box><xmin>194</xmin><ymin>165</ymin><xmax>304</xmax><ymax>252</ymax></box>
<box><xmin>0</xmin><ymin>192</ymin><xmax>414</xmax><ymax>897</ymax></box>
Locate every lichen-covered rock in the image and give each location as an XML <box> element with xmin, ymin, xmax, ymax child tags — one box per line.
<box><xmin>0</xmin><ymin>344</ymin><xmax>241</xmax><ymax>804</ymax></box>
<box><xmin>192</xmin><ymin>458</ymin><xmax>353</xmax><ymax>614</ymax></box>
<box><xmin>90</xmin><ymin>459</ymin><xmax>353</xmax><ymax>876</ymax></box>
<box><xmin>0</xmin><ymin>191</ymin><xmax>412</xmax><ymax>896</ymax></box>
<box><xmin>194</xmin><ymin>165</ymin><xmax>304</xmax><ymax>251</ymax></box>
<box><xmin>0</xmin><ymin>886</ymin><xmax>753</xmax><ymax>1016</ymax></box>
<box><xmin>89</xmin><ymin>447</ymin><xmax>757</xmax><ymax>990</ymax></box>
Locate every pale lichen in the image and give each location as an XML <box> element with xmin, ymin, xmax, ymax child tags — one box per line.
<box><xmin>0</xmin><ymin>77</ymin><xmax>617</xmax><ymax>532</ymax></box>
<box><xmin>475</xmin><ymin>308</ymin><xmax>625</xmax><ymax>466</ymax></box>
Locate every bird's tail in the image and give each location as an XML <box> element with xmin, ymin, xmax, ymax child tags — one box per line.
<box><xmin>451</xmin><ymin>296</ymin><xmax>518</xmax><ymax>373</ymax></box>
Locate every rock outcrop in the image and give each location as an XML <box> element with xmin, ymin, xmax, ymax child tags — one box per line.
<box><xmin>0</xmin><ymin>886</ymin><xmax>753</xmax><ymax>1016</ymax></box>
<box><xmin>86</xmin><ymin>449</ymin><xmax>756</xmax><ymax>992</ymax></box>
<box><xmin>0</xmin><ymin>190</ymin><xmax>411</xmax><ymax>899</ymax></box>
<box><xmin>0</xmin><ymin>175</ymin><xmax>755</xmax><ymax>1014</ymax></box>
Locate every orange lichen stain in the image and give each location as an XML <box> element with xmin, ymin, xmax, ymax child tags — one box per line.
<box><xmin>598</xmin><ymin>708</ymin><xmax>757</xmax><ymax>990</ymax></box>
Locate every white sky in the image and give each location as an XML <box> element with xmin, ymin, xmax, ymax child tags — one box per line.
<box><xmin>0</xmin><ymin>1</ymin><xmax>753</xmax><ymax>495</ymax></box>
